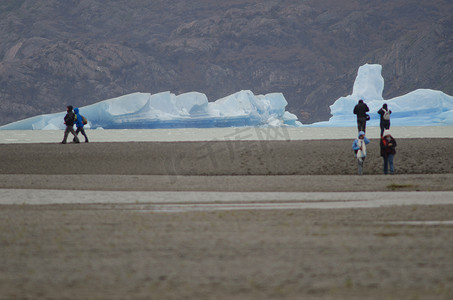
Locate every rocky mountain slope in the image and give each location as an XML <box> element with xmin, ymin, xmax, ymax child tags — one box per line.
<box><xmin>1</xmin><ymin>0</ymin><xmax>452</xmax><ymax>125</ymax></box>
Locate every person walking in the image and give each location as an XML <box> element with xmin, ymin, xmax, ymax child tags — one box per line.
<box><xmin>352</xmin><ymin>131</ymin><xmax>370</xmax><ymax>175</ymax></box>
<box><xmin>353</xmin><ymin>99</ymin><xmax>370</xmax><ymax>133</ymax></box>
<box><xmin>378</xmin><ymin>103</ymin><xmax>392</xmax><ymax>137</ymax></box>
<box><xmin>61</xmin><ymin>105</ymin><xmax>80</xmax><ymax>144</ymax></box>
<box><xmin>380</xmin><ymin>130</ymin><xmax>397</xmax><ymax>175</ymax></box>
<box><xmin>73</xmin><ymin>107</ymin><xmax>89</xmax><ymax>143</ymax></box>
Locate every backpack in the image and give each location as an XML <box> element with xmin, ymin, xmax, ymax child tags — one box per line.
<box><xmin>383</xmin><ymin>109</ymin><xmax>390</xmax><ymax>120</ymax></box>
<box><xmin>81</xmin><ymin>115</ymin><xmax>88</xmax><ymax>125</ymax></box>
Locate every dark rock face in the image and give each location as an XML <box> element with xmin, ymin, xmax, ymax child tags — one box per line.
<box><xmin>1</xmin><ymin>0</ymin><xmax>452</xmax><ymax>125</ymax></box>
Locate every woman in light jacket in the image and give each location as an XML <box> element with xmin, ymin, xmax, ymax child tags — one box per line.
<box><xmin>352</xmin><ymin>131</ymin><xmax>370</xmax><ymax>175</ymax></box>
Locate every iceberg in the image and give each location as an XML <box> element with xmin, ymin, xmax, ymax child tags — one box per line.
<box><xmin>0</xmin><ymin>90</ymin><xmax>302</xmax><ymax>130</ymax></box>
<box><xmin>312</xmin><ymin>63</ymin><xmax>453</xmax><ymax>127</ymax></box>
<box><xmin>1</xmin><ymin>63</ymin><xmax>453</xmax><ymax>130</ymax></box>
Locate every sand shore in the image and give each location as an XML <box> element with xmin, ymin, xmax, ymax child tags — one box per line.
<box><xmin>1</xmin><ymin>138</ymin><xmax>453</xmax><ymax>176</ymax></box>
<box><xmin>1</xmin><ymin>139</ymin><xmax>453</xmax><ymax>299</ymax></box>
<box><xmin>1</xmin><ymin>138</ymin><xmax>452</xmax><ymax>192</ymax></box>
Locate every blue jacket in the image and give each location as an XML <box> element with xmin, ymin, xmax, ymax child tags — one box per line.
<box><xmin>74</xmin><ymin>107</ymin><xmax>84</xmax><ymax>128</ymax></box>
<box><xmin>352</xmin><ymin>131</ymin><xmax>370</xmax><ymax>151</ymax></box>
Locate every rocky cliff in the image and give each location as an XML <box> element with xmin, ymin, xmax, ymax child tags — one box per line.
<box><xmin>1</xmin><ymin>0</ymin><xmax>452</xmax><ymax>125</ymax></box>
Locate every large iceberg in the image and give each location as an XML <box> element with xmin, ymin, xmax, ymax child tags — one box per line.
<box><xmin>1</xmin><ymin>63</ymin><xmax>453</xmax><ymax>130</ymax></box>
<box><xmin>0</xmin><ymin>90</ymin><xmax>302</xmax><ymax>130</ymax></box>
<box><xmin>312</xmin><ymin>64</ymin><xmax>453</xmax><ymax>127</ymax></box>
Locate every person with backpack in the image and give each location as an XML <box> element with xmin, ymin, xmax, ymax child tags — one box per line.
<box><xmin>378</xmin><ymin>103</ymin><xmax>392</xmax><ymax>137</ymax></box>
<box><xmin>73</xmin><ymin>107</ymin><xmax>89</xmax><ymax>143</ymax></box>
<box><xmin>353</xmin><ymin>99</ymin><xmax>370</xmax><ymax>133</ymax></box>
<box><xmin>380</xmin><ymin>130</ymin><xmax>397</xmax><ymax>175</ymax></box>
<box><xmin>352</xmin><ymin>131</ymin><xmax>370</xmax><ymax>175</ymax></box>
<box><xmin>61</xmin><ymin>105</ymin><xmax>80</xmax><ymax>144</ymax></box>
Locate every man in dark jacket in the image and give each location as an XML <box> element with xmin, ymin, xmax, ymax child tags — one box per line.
<box><xmin>61</xmin><ymin>105</ymin><xmax>80</xmax><ymax>144</ymax></box>
<box><xmin>353</xmin><ymin>99</ymin><xmax>369</xmax><ymax>133</ymax></box>
<box><xmin>377</xmin><ymin>103</ymin><xmax>392</xmax><ymax>137</ymax></box>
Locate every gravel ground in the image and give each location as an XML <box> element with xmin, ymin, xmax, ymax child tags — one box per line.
<box><xmin>1</xmin><ymin>140</ymin><xmax>452</xmax><ymax>299</ymax></box>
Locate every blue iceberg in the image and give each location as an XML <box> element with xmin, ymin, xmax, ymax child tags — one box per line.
<box><xmin>1</xmin><ymin>63</ymin><xmax>453</xmax><ymax>130</ymax></box>
<box><xmin>312</xmin><ymin>64</ymin><xmax>453</xmax><ymax>127</ymax></box>
<box><xmin>0</xmin><ymin>90</ymin><xmax>302</xmax><ymax>130</ymax></box>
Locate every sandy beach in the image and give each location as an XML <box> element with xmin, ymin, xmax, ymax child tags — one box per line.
<box><xmin>1</xmin><ymin>138</ymin><xmax>453</xmax><ymax>177</ymax></box>
<box><xmin>1</xmin><ymin>138</ymin><xmax>453</xmax><ymax>299</ymax></box>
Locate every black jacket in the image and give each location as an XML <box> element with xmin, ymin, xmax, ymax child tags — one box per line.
<box><xmin>353</xmin><ymin>102</ymin><xmax>369</xmax><ymax>120</ymax></box>
<box><xmin>378</xmin><ymin>108</ymin><xmax>392</xmax><ymax>122</ymax></box>
<box><xmin>64</xmin><ymin>111</ymin><xmax>75</xmax><ymax>127</ymax></box>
